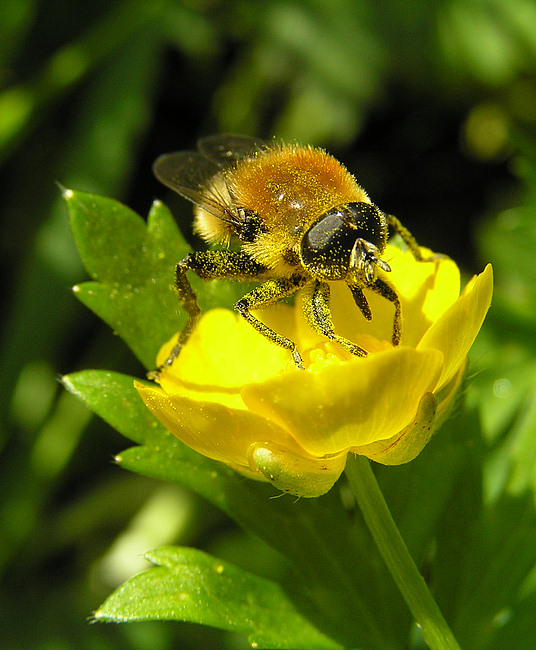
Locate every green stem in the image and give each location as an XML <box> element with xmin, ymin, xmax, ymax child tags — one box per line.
<box><xmin>345</xmin><ymin>454</ymin><xmax>462</xmax><ymax>650</ymax></box>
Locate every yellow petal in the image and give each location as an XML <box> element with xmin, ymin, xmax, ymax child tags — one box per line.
<box><xmin>157</xmin><ymin>309</ymin><xmax>292</xmax><ymax>389</ymax></box>
<box><xmin>417</xmin><ymin>264</ymin><xmax>493</xmax><ymax>389</ymax></box>
<box><xmin>387</xmin><ymin>248</ymin><xmax>460</xmax><ymax>321</ymax></box>
<box><xmin>434</xmin><ymin>359</ymin><xmax>466</xmax><ymax>427</ymax></box>
<box><xmin>395</xmin><ymin>254</ymin><xmax>461</xmax><ymax>348</ymax></box>
<box><xmin>135</xmin><ymin>381</ymin><xmax>300</xmax><ymax>469</ymax></box>
<box><xmin>156</xmin><ymin>335</ymin><xmax>246</xmax><ymax>410</ymax></box>
<box><xmin>248</xmin><ymin>442</ymin><xmax>347</xmax><ymax>498</ymax></box>
<box><xmin>417</xmin><ymin>257</ymin><xmax>461</xmax><ymax>325</ymax></box>
<box><xmin>242</xmin><ymin>347</ymin><xmax>444</xmax><ymax>456</ymax></box>
<box><xmin>351</xmin><ymin>391</ymin><xmax>437</xmax><ymax>465</ymax></box>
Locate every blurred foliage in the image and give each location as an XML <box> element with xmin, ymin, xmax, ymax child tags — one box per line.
<box><xmin>1</xmin><ymin>0</ymin><xmax>536</xmax><ymax>649</ymax></box>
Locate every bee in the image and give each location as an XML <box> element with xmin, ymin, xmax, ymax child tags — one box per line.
<box><xmin>153</xmin><ymin>135</ymin><xmax>428</xmax><ymax>370</ymax></box>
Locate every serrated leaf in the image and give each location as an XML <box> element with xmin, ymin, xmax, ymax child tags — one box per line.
<box><xmin>63</xmin><ymin>194</ymin><xmax>422</xmax><ymax>647</ymax></box>
<box><xmin>94</xmin><ymin>546</ymin><xmax>342</xmax><ymax>650</ymax></box>
<box><xmin>65</xmin><ymin>190</ymin><xmax>187</xmax><ymax>368</ymax></box>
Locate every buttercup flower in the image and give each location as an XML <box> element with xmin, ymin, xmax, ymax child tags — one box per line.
<box><xmin>135</xmin><ymin>245</ymin><xmax>493</xmax><ymax>498</ymax></box>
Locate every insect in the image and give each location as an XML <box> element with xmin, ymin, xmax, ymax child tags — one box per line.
<box><xmin>153</xmin><ymin>134</ymin><xmax>429</xmax><ymax>370</ymax></box>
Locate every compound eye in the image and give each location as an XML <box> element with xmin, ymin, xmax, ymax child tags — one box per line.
<box><xmin>300</xmin><ymin>207</ymin><xmax>358</xmax><ymax>280</ymax></box>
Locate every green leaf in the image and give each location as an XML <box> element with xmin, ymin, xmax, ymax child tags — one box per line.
<box><xmin>62</xmin><ymin>370</ymin><xmax>164</xmax><ymax>446</ymax></box>
<box><xmin>94</xmin><ymin>546</ymin><xmax>343</xmax><ymax>650</ymax></box>
<box><xmin>65</xmin><ymin>190</ymin><xmax>187</xmax><ymax>369</ymax></box>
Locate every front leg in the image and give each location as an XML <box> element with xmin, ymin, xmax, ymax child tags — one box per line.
<box><xmin>150</xmin><ymin>251</ymin><xmax>268</xmax><ymax>378</ymax></box>
<box><xmin>302</xmin><ymin>280</ymin><xmax>368</xmax><ymax>357</ymax></box>
<box><xmin>385</xmin><ymin>214</ymin><xmax>426</xmax><ymax>262</ymax></box>
<box><xmin>385</xmin><ymin>214</ymin><xmax>444</xmax><ymax>264</ymax></box>
<box><xmin>369</xmin><ymin>277</ymin><xmax>402</xmax><ymax>346</ymax></box>
<box><xmin>235</xmin><ymin>275</ymin><xmax>308</xmax><ymax>368</ymax></box>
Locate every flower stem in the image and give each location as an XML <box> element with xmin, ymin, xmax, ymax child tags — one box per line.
<box><xmin>345</xmin><ymin>454</ymin><xmax>462</xmax><ymax>650</ymax></box>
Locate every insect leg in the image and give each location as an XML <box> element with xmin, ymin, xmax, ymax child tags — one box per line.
<box><xmin>302</xmin><ymin>280</ymin><xmax>368</xmax><ymax>357</ymax></box>
<box><xmin>369</xmin><ymin>277</ymin><xmax>402</xmax><ymax>346</ymax></box>
<box><xmin>150</xmin><ymin>251</ymin><xmax>267</xmax><ymax>378</ymax></box>
<box><xmin>347</xmin><ymin>284</ymin><xmax>372</xmax><ymax>321</ymax></box>
<box><xmin>385</xmin><ymin>214</ymin><xmax>426</xmax><ymax>261</ymax></box>
<box><xmin>386</xmin><ymin>214</ymin><xmax>448</xmax><ymax>267</ymax></box>
<box><xmin>234</xmin><ymin>275</ymin><xmax>308</xmax><ymax>368</ymax></box>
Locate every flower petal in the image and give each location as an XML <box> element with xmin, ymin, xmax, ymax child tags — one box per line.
<box><xmin>351</xmin><ymin>391</ymin><xmax>437</xmax><ymax>465</ymax></box>
<box><xmin>242</xmin><ymin>347</ymin><xmax>444</xmax><ymax>456</ymax></box>
<box><xmin>417</xmin><ymin>264</ymin><xmax>493</xmax><ymax>389</ymax></box>
<box><xmin>434</xmin><ymin>360</ymin><xmax>466</xmax><ymax>427</ymax></box>
<box><xmin>248</xmin><ymin>442</ymin><xmax>347</xmax><ymax>498</ymax></box>
<box><xmin>135</xmin><ymin>381</ymin><xmax>300</xmax><ymax>469</ymax></box>
<box><xmin>157</xmin><ymin>309</ymin><xmax>292</xmax><ymax>389</ymax></box>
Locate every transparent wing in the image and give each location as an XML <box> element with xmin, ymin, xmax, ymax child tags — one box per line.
<box><xmin>153</xmin><ymin>135</ymin><xmax>273</xmax><ymax>220</ymax></box>
<box><xmin>197</xmin><ymin>134</ymin><xmax>270</xmax><ymax>166</ymax></box>
<box><xmin>152</xmin><ymin>151</ymin><xmax>229</xmax><ymax>219</ymax></box>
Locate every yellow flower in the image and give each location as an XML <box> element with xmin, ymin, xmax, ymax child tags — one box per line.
<box><xmin>135</xmin><ymin>245</ymin><xmax>493</xmax><ymax>498</ymax></box>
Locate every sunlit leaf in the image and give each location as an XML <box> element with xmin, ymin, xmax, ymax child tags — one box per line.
<box><xmin>65</xmin><ymin>191</ymin><xmax>185</xmax><ymax>368</ymax></box>
<box><xmin>94</xmin><ymin>546</ymin><xmax>343</xmax><ymax>650</ymax></box>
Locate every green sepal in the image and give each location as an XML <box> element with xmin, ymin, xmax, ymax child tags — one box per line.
<box><xmin>249</xmin><ymin>442</ymin><xmax>346</xmax><ymax>498</ymax></box>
